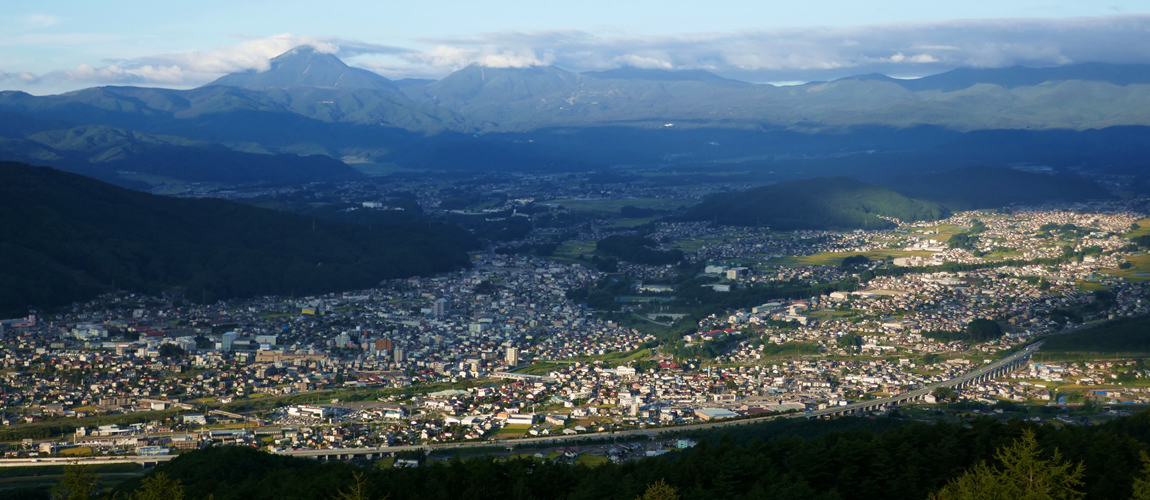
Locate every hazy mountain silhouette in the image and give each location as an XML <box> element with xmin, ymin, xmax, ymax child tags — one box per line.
<box><xmin>207</xmin><ymin>45</ymin><xmax>399</xmax><ymax>91</ymax></box>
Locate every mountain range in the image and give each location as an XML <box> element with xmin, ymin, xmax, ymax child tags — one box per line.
<box><xmin>4</xmin><ymin>46</ymin><xmax>1150</xmax><ymax>184</ymax></box>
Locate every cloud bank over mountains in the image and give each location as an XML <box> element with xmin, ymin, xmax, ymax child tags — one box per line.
<box><xmin>4</xmin><ymin>14</ymin><xmax>1150</xmax><ymax>92</ymax></box>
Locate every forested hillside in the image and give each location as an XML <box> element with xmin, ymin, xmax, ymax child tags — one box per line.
<box><xmin>680</xmin><ymin>177</ymin><xmax>948</xmax><ymax>230</ymax></box>
<box><xmin>885</xmin><ymin>166</ymin><xmax>1111</xmax><ymax>210</ymax></box>
<box><xmin>0</xmin><ymin>162</ymin><xmax>477</xmax><ymax>316</ymax></box>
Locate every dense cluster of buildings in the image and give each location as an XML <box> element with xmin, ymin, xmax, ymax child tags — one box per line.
<box><xmin>5</xmin><ymin>195</ymin><xmax>1150</xmax><ymax>458</ymax></box>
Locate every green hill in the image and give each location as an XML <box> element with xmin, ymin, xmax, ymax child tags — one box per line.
<box><xmin>0</xmin><ymin>124</ymin><xmax>366</xmax><ymax>185</ymax></box>
<box><xmin>681</xmin><ymin>177</ymin><xmax>948</xmax><ymax>230</ymax></box>
<box><xmin>0</xmin><ymin>162</ymin><xmax>477</xmax><ymax>316</ymax></box>
<box><xmin>885</xmin><ymin>165</ymin><xmax>1112</xmax><ymax>210</ymax></box>
<box><xmin>1040</xmin><ymin>315</ymin><xmax>1150</xmax><ymax>354</ymax></box>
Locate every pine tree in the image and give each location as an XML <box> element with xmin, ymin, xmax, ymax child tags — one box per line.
<box><xmin>335</xmin><ymin>471</ymin><xmax>386</xmax><ymax>500</ymax></box>
<box><xmin>52</xmin><ymin>463</ymin><xmax>99</xmax><ymax>500</ymax></box>
<box><xmin>1131</xmin><ymin>451</ymin><xmax>1150</xmax><ymax>500</ymax></box>
<box><xmin>131</xmin><ymin>472</ymin><xmax>184</xmax><ymax>500</ymax></box>
<box><xmin>637</xmin><ymin>479</ymin><xmax>680</xmax><ymax>500</ymax></box>
<box><xmin>930</xmin><ymin>429</ymin><xmax>1085</xmax><ymax>500</ymax></box>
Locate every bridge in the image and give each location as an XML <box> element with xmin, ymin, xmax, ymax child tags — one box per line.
<box><xmin>0</xmin><ymin>455</ymin><xmax>175</xmax><ymax>468</ymax></box>
<box><xmin>802</xmin><ymin>341</ymin><xmax>1041</xmax><ymax>419</ymax></box>
<box><xmin>490</xmin><ymin>371</ymin><xmax>557</xmax><ymax>382</ymax></box>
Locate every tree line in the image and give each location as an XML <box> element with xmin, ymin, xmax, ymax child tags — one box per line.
<box><xmin>33</xmin><ymin>410</ymin><xmax>1150</xmax><ymax>500</ymax></box>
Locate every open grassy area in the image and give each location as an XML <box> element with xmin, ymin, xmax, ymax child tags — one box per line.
<box><xmin>913</xmin><ymin>224</ymin><xmax>968</xmax><ymax>242</ymax></box>
<box><xmin>259</xmin><ymin>312</ymin><xmax>296</xmax><ymax>319</ymax></box>
<box><xmin>554</xmin><ymin>240</ymin><xmax>597</xmax><ymax>261</ymax></box>
<box><xmin>494</xmin><ymin>424</ymin><xmax>532</xmax><ymax>438</ymax></box>
<box><xmin>1126</xmin><ymin>218</ymin><xmax>1150</xmax><ymax>238</ymax></box>
<box><xmin>1076</xmin><ymin>280</ymin><xmax>1111</xmax><ymax>292</ymax></box>
<box><xmin>575</xmin><ymin>454</ymin><xmax>610</xmax><ymax>466</ymax></box>
<box><xmin>1100</xmin><ymin>254</ymin><xmax>1150</xmax><ymax>282</ymax></box>
<box><xmin>806</xmin><ymin>310</ymin><xmax>859</xmax><ymax>320</ymax></box>
<box><xmin>514</xmin><ymin>361</ymin><xmax>569</xmax><ymax>375</ymax></box>
<box><xmin>570</xmin><ymin>348</ymin><xmax>652</xmax><ymax>365</ymax></box>
<box><xmin>613</xmin><ymin>314</ymin><xmax>677</xmax><ymax>337</ymax></box>
<box><xmin>767</xmin><ymin>250</ymin><xmax>935</xmax><ymax>267</ymax></box>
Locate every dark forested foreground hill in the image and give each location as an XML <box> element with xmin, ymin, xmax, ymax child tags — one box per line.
<box><xmin>680</xmin><ymin>177</ymin><xmax>949</xmax><ymax>230</ymax></box>
<box><xmin>0</xmin><ymin>162</ymin><xmax>477</xmax><ymax>316</ymax></box>
<box><xmin>94</xmin><ymin>411</ymin><xmax>1150</xmax><ymax>500</ymax></box>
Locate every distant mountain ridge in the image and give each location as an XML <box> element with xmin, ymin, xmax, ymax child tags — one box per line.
<box><xmin>207</xmin><ymin>46</ymin><xmax>399</xmax><ymax>91</ymax></box>
<box><xmin>5</xmin><ymin>48</ymin><xmax>1150</xmax><ymax>183</ymax></box>
<box><xmin>840</xmin><ymin>63</ymin><xmax>1150</xmax><ymax>92</ymax></box>
<box><xmin>581</xmin><ymin>66</ymin><xmax>740</xmax><ymax>83</ymax></box>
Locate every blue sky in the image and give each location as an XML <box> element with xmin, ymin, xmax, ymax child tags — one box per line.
<box><xmin>3</xmin><ymin>0</ymin><xmax>1150</xmax><ymax>94</ymax></box>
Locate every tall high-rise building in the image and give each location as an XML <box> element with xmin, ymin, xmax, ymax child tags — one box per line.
<box><xmin>221</xmin><ymin>331</ymin><xmax>237</xmax><ymax>352</ymax></box>
<box><xmin>393</xmin><ymin>348</ymin><xmax>404</xmax><ymax>363</ymax></box>
<box><xmin>375</xmin><ymin>338</ymin><xmax>393</xmax><ymax>354</ymax></box>
<box><xmin>505</xmin><ymin>346</ymin><xmax>519</xmax><ymax>366</ymax></box>
<box><xmin>431</xmin><ymin>298</ymin><xmax>449</xmax><ymax>318</ymax></box>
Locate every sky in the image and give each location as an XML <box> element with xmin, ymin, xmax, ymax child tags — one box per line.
<box><xmin>3</xmin><ymin>0</ymin><xmax>1150</xmax><ymax>95</ymax></box>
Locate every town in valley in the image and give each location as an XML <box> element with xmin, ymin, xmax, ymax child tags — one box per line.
<box><xmin>4</xmin><ymin>172</ymin><xmax>1150</xmax><ymax>465</ymax></box>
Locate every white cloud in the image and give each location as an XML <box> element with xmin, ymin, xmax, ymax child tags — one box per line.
<box><xmin>136</xmin><ymin>34</ymin><xmax>340</xmax><ymax>75</ymax></box>
<box><xmin>886</xmin><ymin>52</ymin><xmax>939</xmax><ymax>64</ymax></box>
<box><xmin>395</xmin><ymin>14</ymin><xmax>1150</xmax><ymax>82</ymax></box>
<box><xmin>23</xmin><ymin>14</ymin><xmax>58</xmax><ymax>27</ymax></box>
<box><xmin>41</xmin><ymin>33</ymin><xmax>409</xmax><ymax>86</ymax></box>
<box><xmin>612</xmin><ymin>54</ymin><xmax>673</xmax><ymax>69</ymax></box>
<box><xmin>63</xmin><ymin>64</ymin><xmax>185</xmax><ymax>84</ymax></box>
<box><xmin>404</xmin><ymin>45</ymin><xmax>551</xmax><ymax>69</ymax></box>
<box><xmin>0</xmin><ymin>70</ymin><xmax>38</xmax><ymax>83</ymax></box>
<box><xmin>9</xmin><ymin>15</ymin><xmax>1150</xmax><ymax>91</ymax></box>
